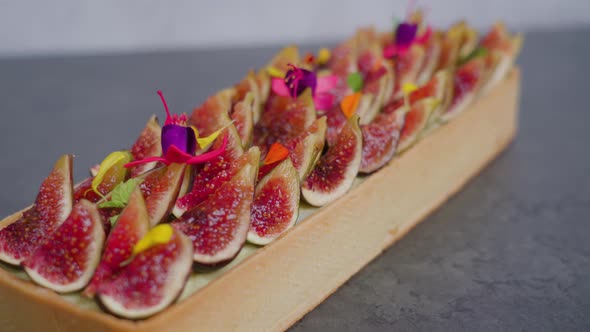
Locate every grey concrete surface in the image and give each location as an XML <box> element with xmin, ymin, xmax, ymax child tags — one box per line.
<box><xmin>0</xmin><ymin>28</ymin><xmax>588</xmax><ymax>331</ymax></box>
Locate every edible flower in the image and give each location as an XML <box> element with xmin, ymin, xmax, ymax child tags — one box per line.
<box><xmin>125</xmin><ymin>91</ymin><xmax>228</xmax><ymax>168</ymax></box>
<box><xmin>402</xmin><ymin>82</ymin><xmax>419</xmax><ymax>108</ymax></box>
<box><xmin>132</xmin><ymin>224</ymin><xmax>174</xmax><ymax>255</ymax></box>
<box><xmin>271</xmin><ymin>64</ymin><xmax>338</xmax><ymax>111</ymax></box>
<box><xmin>383</xmin><ymin>21</ymin><xmax>432</xmax><ymax>59</ymax></box>
<box><xmin>263</xmin><ymin>142</ymin><xmax>289</xmax><ymax>165</ymax></box>
<box><xmin>91</xmin><ymin>151</ymin><xmax>132</xmax><ymax>197</ymax></box>
<box><xmin>317</xmin><ymin>48</ymin><xmax>331</xmax><ymax>65</ymax></box>
<box><xmin>340</xmin><ymin>92</ymin><xmax>362</xmax><ymax>119</ymax></box>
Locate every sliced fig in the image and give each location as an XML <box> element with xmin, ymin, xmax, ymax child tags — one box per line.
<box><xmin>255</xmin><ymin>70</ymin><xmax>272</xmax><ymax>111</ymax></box>
<box><xmin>140</xmin><ymin>163</ymin><xmax>187</xmax><ymax>227</ymax></box>
<box><xmin>84</xmin><ymin>187</ymin><xmax>150</xmax><ymax>297</ymax></box>
<box><xmin>130</xmin><ymin>116</ymin><xmax>162</xmax><ymax>178</ymax></box>
<box><xmin>97</xmin><ymin>226</ymin><xmax>193</xmax><ymax>319</ymax></box>
<box><xmin>172</xmin><ymin>148</ymin><xmax>259</xmax><ymax>265</ymax></box>
<box><xmin>284</xmin><ymin>116</ymin><xmax>327</xmax><ymax>181</ymax></box>
<box><xmin>397</xmin><ymin>98</ymin><xmax>438</xmax><ymax>152</ymax></box>
<box><xmin>189</xmin><ymin>90</ymin><xmax>233</xmax><ymax>137</ymax></box>
<box><xmin>480</xmin><ymin>22</ymin><xmax>523</xmax><ymax>94</ymax></box>
<box><xmin>324</xmin><ymin>104</ymin><xmax>348</xmax><ymax>147</ymax></box>
<box><xmin>254</xmin><ymin>89</ymin><xmax>316</xmax><ymax>152</ymax></box>
<box><xmin>231</xmin><ymin>92</ymin><xmax>254</xmax><ymax>148</ymax></box>
<box><xmin>172</xmin><ymin>126</ymin><xmax>244</xmax><ymax>218</ymax></box>
<box><xmin>417</xmin><ymin>32</ymin><xmax>442</xmax><ymax>86</ymax></box>
<box><xmin>392</xmin><ymin>45</ymin><xmax>426</xmax><ymax>99</ymax></box>
<box><xmin>302</xmin><ymin>115</ymin><xmax>362</xmax><ymax>207</ymax></box>
<box><xmin>0</xmin><ymin>155</ymin><xmax>73</xmax><ymax>265</ymax></box>
<box><xmin>266</xmin><ymin>45</ymin><xmax>300</xmax><ymax>73</ymax></box>
<box><xmin>440</xmin><ymin>58</ymin><xmax>485</xmax><ymax>122</ymax></box>
<box><xmin>413</xmin><ymin>70</ymin><xmax>452</xmax><ymax>124</ymax></box>
<box><xmin>248</xmin><ymin>158</ymin><xmax>299</xmax><ymax>245</ymax></box>
<box><xmin>23</xmin><ymin>200</ymin><xmax>104</xmax><ymax>293</ymax></box>
<box><xmin>234</xmin><ymin>71</ymin><xmax>262</xmax><ymax>124</ymax></box>
<box><xmin>357</xmin><ymin>45</ymin><xmax>395</xmax><ymax>124</ymax></box>
<box><xmin>74</xmin><ymin>151</ymin><xmax>132</xmax><ymax>204</ymax></box>
<box><xmin>359</xmin><ymin>108</ymin><xmax>406</xmax><ymax>173</ymax></box>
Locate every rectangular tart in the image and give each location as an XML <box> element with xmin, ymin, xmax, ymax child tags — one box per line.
<box><xmin>0</xmin><ymin>67</ymin><xmax>520</xmax><ymax>332</ymax></box>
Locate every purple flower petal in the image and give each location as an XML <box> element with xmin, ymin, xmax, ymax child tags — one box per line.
<box><xmin>285</xmin><ymin>65</ymin><xmax>317</xmax><ymax>97</ymax></box>
<box><xmin>395</xmin><ymin>23</ymin><xmax>418</xmax><ymax>48</ymax></box>
<box><xmin>162</xmin><ymin>124</ymin><xmax>196</xmax><ymax>155</ymax></box>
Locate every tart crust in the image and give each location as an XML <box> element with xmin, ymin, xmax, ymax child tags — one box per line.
<box><xmin>0</xmin><ymin>69</ymin><xmax>520</xmax><ymax>332</ymax></box>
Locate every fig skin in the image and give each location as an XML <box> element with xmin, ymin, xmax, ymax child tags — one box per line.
<box><xmin>23</xmin><ymin>199</ymin><xmax>105</xmax><ymax>294</ymax></box>
<box><xmin>248</xmin><ymin>158</ymin><xmax>300</xmax><ymax>246</ymax></box>
<box><xmin>96</xmin><ymin>228</ymin><xmax>193</xmax><ymax>320</ymax></box>
<box><xmin>301</xmin><ymin>115</ymin><xmax>363</xmax><ymax>207</ymax></box>
<box><xmin>0</xmin><ymin>154</ymin><xmax>73</xmax><ymax>266</ymax></box>
<box><xmin>172</xmin><ymin>148</ymin><xmax>259</xmax><ymax>266</ymax></box>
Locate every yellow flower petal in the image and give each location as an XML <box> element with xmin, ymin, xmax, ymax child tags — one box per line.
<box><xmin>317</xmin><ymin>48</ymin><xmax>331</xmax><ymax>65</ymax></box>
<box><xmin>191</xmin><ymin>125</ymin><xmax>199</xmax><ymax>139</ymax></box>
<box><xmin>92</xmin><ymin>151</ymin><xmax>132</xmax><ymax>197</ymax></box>
<box><xmin>402</xmin><ymin>83</ymin><xmax>419</xmax><ymax>95</ymax></box>
<box><xmin>196</xmin><ymin>121</ymin><xmax>234</xmax><ymax>150</ymax></box>
<box><xmin>266</xmin><ymin>66</ymin><xmax>285</xmax><ymax>78</ymax></box>
<box><xmin>132</xmin><ymin>224</ymin><xmax>174</xmax><ymax>255</ymax></box>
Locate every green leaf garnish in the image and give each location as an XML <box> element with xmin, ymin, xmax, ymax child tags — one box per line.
<box><xmin>347</xmin><ymin>72</ymin><xmax>363</xmax><ymax>93</ymax></box>
<box><xmin>98</xmin><ymin>178</ymin><xmax>143</xmax><ymax>209</ymax></box>
<box><xmin>109</xmin><ymin>215</ymin><xmax>120</xmax><ymax>227</ymax></box>
<box><xmin>458</xmin><ymin>47</ymin><xmax>488</xmax><ymax>66</ymax></box>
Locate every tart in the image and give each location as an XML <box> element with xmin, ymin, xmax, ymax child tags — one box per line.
<box><xmin>0</xmin><ymin>9</ymin><xmax>522</xmax><ymax>330</ymax></box>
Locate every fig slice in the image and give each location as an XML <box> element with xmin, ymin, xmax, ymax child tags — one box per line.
<box><xmin>172</xmin><ymin>147</ymin><xmax>259</xmax><ymax>265</ymax></box>
<box><xmin>84</xmin><ymin>187</ymin><xmax>150</xmax><ymax>297</ymax></box>
<box><xmin>172</xmin><ymin>125</ymin><xmax>244</xmax><ymax>218</ymax></box>
<box><xmin>302</xmin><ymin>115</ymin><xmax>362</xmax><ymax>207</ymax></box>
<box><xmin>479</xmin><ymin>22</ymin><xmax>523</xmax><ymax>94</ymax></box>
<box><xmin>0</xmin><ymin>155</ymin><xmax>73</xmax><ymax>265</ymax></box>
<box><xmin>266</xmin><ymin>45</ymin><xmax>300</xmax><ymax>73</ymax></box>
<box><xmin>231</xmin><ymin>92</ymin><xmax>254</xmax><ymax>148</ymax></box>
<box><xmin>397</xmin><ymin>98</ymin><xmax>438</xmax><ymax>153</ymax></box>
<box><xmin>189</xmin><ymin>89</ymin><xmax>234</xmax><ymax>137</ymax></box>
<box><xmin>97</xmin><ymin>226</ymin><xmax>193</xmax><ymax>319</ymax></box>
<box><xmin>73</xmin><ymin>151</ymin><xmax>132</xmax><ymax>204</ymax></box>
<box><xmin>23</xmin><ymin>200</ymin><xmax>104</xmax><ymax>293</ymax></box>
<box><xmin>140</xmin><ymin>163</ymin><xmax>187</xmax><ymax>227</ymax></box>
<box><xmin>392</xmin><ymin>45</ymin><xmax>426</xmax><ymax>99</ymax></box>
<box><xmin>254</xmin><ymin>89</ymin><xmax>316</xmax><ymax>153</ymax></box>
<box><xmin>129</xmin><ymin>116</ymin><xmax>162</xmax><ymax>178</ymax></box>
<box><xmin>248</xmin><ymin>158</ymin><xmax>300</xmax><ymax>245</ymax></box>
<box><xmin>416</xmin><ymin>32</ymin><xmax>442</xmax><ymax>86</ymax></box>
<box><xmin>234</xmin><ymin>71</ymin><xmax>262</xmax><ymax>124</ymax></box>
<box><xmin>283</xmin><ymin>116</ymin><xmax>327</xmax><ymax>181</ymax></box>
<box><xmin>440</xmin><ymin>58</ymin><xmax>486</xmax><ymax>122</ymax></box>
<box><xmin>357</xmin><ymin>45</ymin><xmax>395</xmax><ymax>124</ymax></box>
<box><xmin>359</xmin><ymin>108</ymin><xmax>406</xmax><ymax>174</ymax></box>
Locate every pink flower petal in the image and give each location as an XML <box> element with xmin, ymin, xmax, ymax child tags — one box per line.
<box><xmin>314</xmin><ymin>93</ymin><xmax>335</xmax><ymax>111</ymax></box>
<box><xmin>416</xmin><ymin>26</ymin><xmax>432</xmax><ymax>44</ymax></box>
<box><xmin>271</xmin><ymin>78</ymin><xmax>291</xmax><ymax>97</ymax></box>
<box><xmin>317</xmin><ymin>75</ymin><xmax>339</xmax><ymax>93</ymax></box>
<box><xmin>383</xmin><ymin>44</ymin><xmax>410</xmax><ymax>59</ymax></box>
<box><xmin>186</xmin><ymin>134</ymin><xmax>228</xmax><ymax>164</ymax></box>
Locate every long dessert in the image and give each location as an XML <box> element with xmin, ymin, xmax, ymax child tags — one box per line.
<box><xmin>0</xmin><ymin>10</ymin><xmax>522</xmax><ymax>320</ymax></box>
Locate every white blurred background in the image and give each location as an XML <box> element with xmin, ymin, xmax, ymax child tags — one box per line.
<box><xmin>0</xmin><ymin>0</ymin><xmax>588</xmax><ymax>57</ymax></box>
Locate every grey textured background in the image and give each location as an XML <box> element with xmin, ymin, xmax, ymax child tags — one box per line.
<box><xmin>0</xmin><ymin>26</ymin><xmax>588</xmax><ymax>330</ymax></box>
<box><xmin>0</xmin><ymin>0</ymin><xmax>589</xmax><ymax>57</ymax></box>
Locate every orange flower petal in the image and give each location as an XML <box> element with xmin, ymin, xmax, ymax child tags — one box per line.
<box><xmin>263</xmin><ymin>143</ymin><xmax>289</xmax><ymax>165</ymax></box>
<box><xmin>340</xmin><ymin>92</ymin><xmax>362</xmax><ymax>119</ymax></box>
